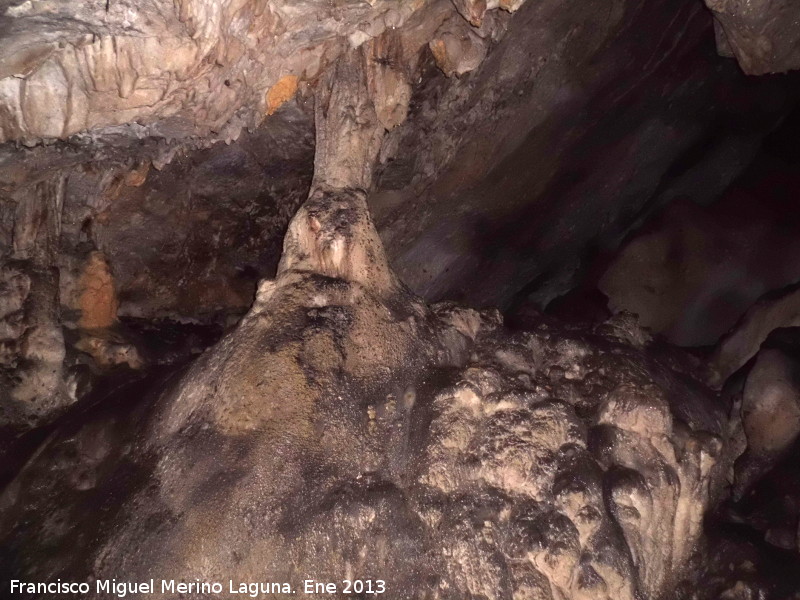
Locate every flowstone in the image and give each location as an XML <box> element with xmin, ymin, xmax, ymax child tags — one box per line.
<box><xmin>0</xmin><ymin>181</ymin><xmax>733</xmax><ymax>599</ymax></box>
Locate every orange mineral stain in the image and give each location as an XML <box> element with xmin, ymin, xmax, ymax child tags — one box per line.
<box><xmin>266</xmin><ymin>75</ymin><xmax>299</xmax><ymax>116</ymax></box>
<box><xmin>78</xmin><ymin>251</ymin><xmax>119</xmax><ymax>330</ymax></box>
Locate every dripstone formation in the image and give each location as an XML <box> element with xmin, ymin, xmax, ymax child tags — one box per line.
<box><xmin>0</xmin><ymin>43</ymin><xmax>734</xmax><ymax>600</ymax></box>
<box><xmin>2</xmin><ymin>0</ymin><xmax>800</xmax><ymax>597</ymax></box>
<box><xmin>1</xmin><ymin>171</ymin><xmax>736</xmax><ymax>599</ymax></box>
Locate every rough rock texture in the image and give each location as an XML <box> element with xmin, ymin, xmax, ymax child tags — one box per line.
<box><xmin>374</xmin><ymin>0</ymin><xmax>800</xmax><ymax>308</ymax></box>
<box><xmin>733</xmin><ymin>343</ymin><xmax>800</xmax><ymax>498</ymax></box>
<box><xmin>1</xmin><ymin>1</ymin><xmax>799</xmax><ymax>595</ymax></box>
<box><xmin>1</xmin><ymin>0</ymin><xmax>798</xmax><ymax>336</ymax></box>
<box><xmin>705</xmin><ymin>0</ymin><xmax>800</xmax><ymax>75</ymax></box>
<box><xmin>0</xmin><ymin>0</ymin><xmax>797</xmax><ymax>434</ymax></box>
<box><xmin>692</xmin><ymin>331</ymin><xmax>800</xmax><ymax>599</ymax></box>
<box><xmin>0</xmin><ymin>96</ymin><xmax>315</xmax><ymax>321</ymax></box>
<box><xmin>598</xmin><ymin>198</ymin><xmax>800</xmax><ymax>347</ymax></box>
<box><xmin>0</xmin><ymin>0</ymin><xmax>473</xmax><ymax>144</ymax></box>
<box><xmin>596</xmin><ymin>116</ymin><xmax>800</xmax><ymax>349</ymax></box>
<box><xmin>1</xmin><ymin>2</ymin><xmax>800</xmax><ymax>591</ymax></box>
<box><xmin>0</xmin><ymin>0</ymin><xmax>525</xmax><ymax>428</ymax></box>
<box><xmin>0</xmin><ymin>179</ymin><xmax>732</xmax><ymax>600</ymax></box>
<box><xmin>0</xmin><ymin>176</ymin><xmax>74</xmax><ymax>430</ymax></box>
<box><xmin>0</xmin><ymin>102</ymin><xmax>316</xmax><ymax>430</ymax></box>
<box><xmin>710</xmin><ymin>283</ymin><xmax>800</xmax><ymax>388</ymax></box>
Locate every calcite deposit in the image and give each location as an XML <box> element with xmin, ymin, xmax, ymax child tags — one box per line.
<box><xmin>0</xmin><ymin>42</ymin><xmax>740</xmax><ymax>589</ymax></box>
<box><xmin>1</xmin><ymin>0</ymin><xmax>800</xmax><ymax>596</ymax></box>
<box><xmin>734</xmin><ymin>346</ymin><xmax>800</xmax><ymax>498</ymax></box>
<box><xmin>705</xmin><ymin>0</ymin><xmax>800</xmax><ymax>75</ymax></box>
<box><xmin>2</xmin><ymin>0</ymin><xmax>799</xmax><ymax>438</ymax></box>
<box><xmin>710</xmin><ymin>284</ymin><xmax>800</xmax><ymax>389</ymax></box>
<box><xmin>0</xmin><ymin>0</ymin><xmax>531</xmax><ymax>145</ymax></box>
<box><xmin>0</xmin><ymin>176</ymin><xmax>733</xmax><ymax>600</ymax></box>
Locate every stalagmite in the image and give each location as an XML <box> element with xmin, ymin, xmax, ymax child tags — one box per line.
<box><xmin>2</xmin><ymin>0</ymin><xmax>800</xmax><ymax>595</ymax></box>
<box><xmin>0</xmin><ymin>46</ymin><xmax>736</xmax><ymax>600</ymax></box>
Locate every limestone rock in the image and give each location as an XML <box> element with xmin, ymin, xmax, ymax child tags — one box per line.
<box><xmin>311</xmin><ymin>49</ymin><xmax>387</xmax><ymax>192</ymax></box>
<box><xmin>429</xmin><ymin>17</ymin><xmax>489</xmax><ymax>78</ymax></box>
<box><xmin>0</xmin><ymin>186</ymin><xmax>731</xmax><ymax>599</ymax></box>
<box><xmin>376</xmin><ymin>0</ymin><xmax>799</xmax><ymax>310</ymax></box>
<box><xmin>0</xmin><ymin>262</ymin><xmax>73</xmax><ymax>429</ymax></box>
<box><xmin>598</xmin><ymin>199</ymin><xmax>800</xmax><ymax>348</ymax></box>
<box><xmin>705</xmin><ymin>0</ymin><xmax>800</xmax><ymax>74</ymax></box>
<box><xmin>0</xmin><ymin>0</ymin><xmax>416</xmax><ymax>144</ymax></box>
<box><xmin>0</xmin><ymin>177</ymin><xmax>75</xmax><ymax>429</ymax></box>
<box><xmin>452</xmin><ymin>0</ymin><xmax>488</xmax><ymax>27</ymax></box>
<box><xmin>710</xmin><ymin>284</ymin><xmax>800</xmax><ymax>388</ymax></box>
<box><xmin>0</xmin><ymin>0</ymin><xmax>793</xmax><ymax>343</ymax></box>
<box><xmin>74</xmin><ymin>330</ymin><xmax>143</xmax><ymax>371</ymax></box>
<box><xmin>734</xmin><ymin>348</ymin><xmax>800</xmax><ymax>497</ymax></box>
<box><xmin>76</xmin><ymin>251</ymin><xmax>118</xmax><ymax>331</ymax></box>
<box><xmin>0</xmin><ymin>0</ymin><xmax>528</xmax><ymax>146</ymax></box>
<box><xmin>277</xmin><ymin>189</ymin><xmax>404</xmax><ymax>302</ymax></box>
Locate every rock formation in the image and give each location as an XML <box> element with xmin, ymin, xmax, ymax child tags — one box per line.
<box><xmin>705</xmin><ymin>0</ymin><xmax>800</xmax><ymax>75</ymax></box>
<box><xmin>598</xmin><ymin>194</ymin><xmax>800</xmax><ymax>348</ymax></box>
<box><xmin>734</xmin><ymin>345</ymin><xmax>800</xmax><ymax>498</ymax></box>
<box><xmin>2</xmin><ymin>0</ymin><xmax>800</xmax><ymax>597</ymax></box>
<box><xmin>710</xmin><ymin>284</ymin><xmax>800</xmax><ymax>388</ymax></box>
<box><xmin>0</xmin><ymin>160</ymin><xmax>733</xmax><ymax>600</ymax></box>
<box><xmin>0</xmin><ymin>29</ymin><xmax>746</xmax><ymax>597</ymax></box>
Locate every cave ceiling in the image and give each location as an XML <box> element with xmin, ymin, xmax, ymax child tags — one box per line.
<box><xmin>2</xmin><ymin>0</ymin><xmax>800</xmax><ymax>597</ymax></box>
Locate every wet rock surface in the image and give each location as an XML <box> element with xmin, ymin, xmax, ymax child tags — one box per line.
<box><xmin>375</xmin><ymin>0</ymin><xmax>800</xmax><ymax>309</ymax></box>
<box><xmin>0</xmin><ymin>0</ymin><xmax>460</xmax><ymax>144</ymax></box>
<box><xmin>1</xmin><ymin>188</ymin><xmax>732</xmax><ymax>600</ymax></box>
<box><xmin>2</xmin><ymin>0</ymin><xmax>798</xmax><ymax>433</ymax></box>
<box><xmin>1</xmin><ymin>0</ymin><xmax>798</xmax><ymax>336</ymax></box>
<box><xmin>734</xmin><ymin>343</ymin><xmax>800</xmax><ymax>498</ymax></box>
<box><xmin>1</xmin><ymin>0</ymin><xmax>800</xmax><ymax>596</ymax></box>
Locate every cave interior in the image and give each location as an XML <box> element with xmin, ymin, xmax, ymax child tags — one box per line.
<box><xmin>2</xmin><ymin>0</ymin><xmax>800</xmax><ymax>598</ymax></box>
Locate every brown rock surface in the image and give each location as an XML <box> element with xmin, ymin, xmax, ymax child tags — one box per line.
<box><xmin>734</xmin><ymin>347</ymin><xmax>800</xmax><ymax>497</ymax></box>
<box><xmin>0</xmin><ymin>3</ymin><xmax>799</xmax><ymax>595</ymax></box>
<box><xmin>0</xmin><ymin>0</ymin><xmax>490</xmax><ymax>144</ymax></box>
<box><xmin>705</xmin><ymin>0</ymin><xmax>800</xmax><ymax>74</ymax></box>
<box><xmin>77</xmin><ymin>251</ymin><xmax>118</xmax><ymax>330</ymax></box>
<box><xmin>711</xmin><ymin>284</ymin><xmax>800</xmax><ymax>387</ymax></box>
<box><xmin>0</xmin><ymin>182</ymin><xmax>732</xmax><ymax>599</ymax></box>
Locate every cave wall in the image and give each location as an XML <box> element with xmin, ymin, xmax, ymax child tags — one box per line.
<box><xmin>375</xmin><ymin>0</ymin><xmax>800</xmax><ymax>308</ymax></box>
<box><xmin>3</xmin><ymin>0</ymin><xmax>798</xmax><ymax>328</ymax></box>
<box><xmin>0</xmin><ymin>182</ymin><xmax>736</xmax><ymax>600</ymax></box>
<box><xmin>1</xmin><ymin>0</ymin><xmax>799</xmax><ymax>430</ymax></box>
<box><xmin>2</xmin><ymin>0</ymin><xmax>800</xmax><ymax>596</ymax></box>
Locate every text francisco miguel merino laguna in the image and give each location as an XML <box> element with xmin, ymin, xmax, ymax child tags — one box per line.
<box><xmin>10</xmin><ymin>578</ymin><xmax>387</xmax><ymax>597</ymax></box>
